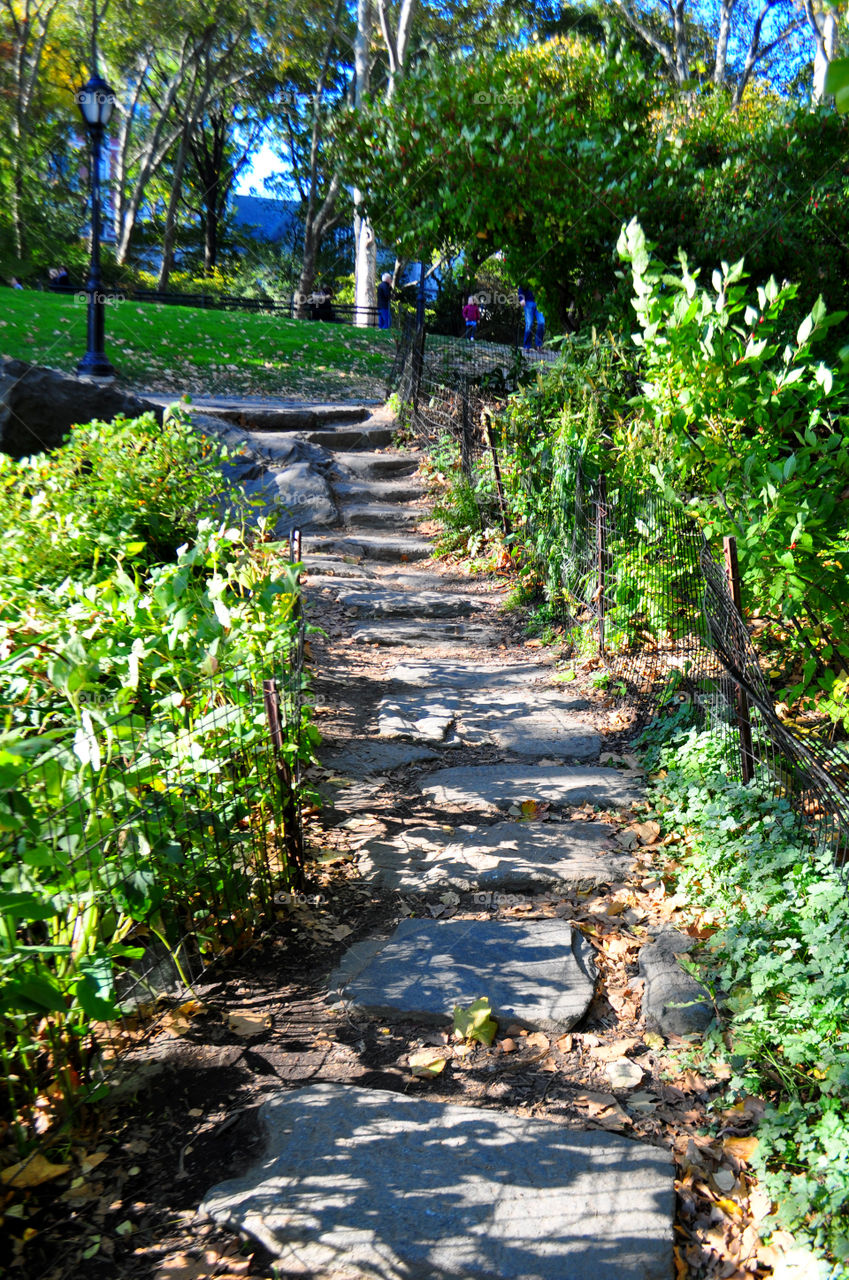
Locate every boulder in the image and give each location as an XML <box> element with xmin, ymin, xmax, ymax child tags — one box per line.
<box><xmin>0</xmin><ymin>358</ymin><xmax>160</xmax><ymax>458</ymax></box>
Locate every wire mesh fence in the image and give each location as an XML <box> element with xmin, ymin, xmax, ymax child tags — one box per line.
<box><xmin>392</xmin><ymin>323</ymin><xmax>849</xmax><ymax>865</ymax></box>
<box><xmin>0</xmin><ymin>542</ymin><xmax>308</xmax><ymax>1153</ymax></box>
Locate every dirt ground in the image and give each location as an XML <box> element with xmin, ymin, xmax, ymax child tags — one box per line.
<box><xmin>6</xmin><ymin>551</ymin><xmax>777</xmax><ymax>1280</ymax></box>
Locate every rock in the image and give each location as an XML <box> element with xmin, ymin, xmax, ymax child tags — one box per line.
<box><xmin>327</xmin><ymin>917</ymin><xmax>597</xmax><ymax>1033</ymax></box>
<box><xmin>357</xmin><ymin>820</ymin><xmax>631</xmax><ymax>892</ymax></box>
<box><xmin>308</xmin><ymin>532</ymin><xmax>433</xmax><ymax>562</ymax></box>
<box><xmin>388</xmin><ymin>661</ymin><xmax>555</xmax><ymax>689</ymax></box>
<box><xmin>0</xmin><ymin>358</ymin><xmax>161</xmax><ymax>458</ymax></box>
<box><xmin>639</xmin><ymin>930</ymin><xmax>714</xmax><ymax>1036</ymax></box>
<box><xmin>420</xmin><ymin>764</ymin><xmax>644</xmax><ymax>812</ymax></box>
<box><xmin>200</xmin><ymin>1083</ymin><xmax>675</xmax><ymax>1280</ymax></box>
<box><xmin>340</xmin><ymin>589</ymin><xmax>486</xmax><ymax>618</ymax></box>
<box><xmin>353</xmin><ymin>621</ymin><xmax>501</xmax><ymax>647</ymax></box>
<box><xmin>605</xmin><ymin>1059</ymin><xmax>645</xmax><ymax>1090</ymax></box>
<box><xmin>320</xmin><ymin>741</ymin><xmax>439</xmax><ymax>776</ymax></box>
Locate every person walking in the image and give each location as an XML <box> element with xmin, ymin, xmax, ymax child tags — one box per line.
<box><xmin>377</xmin><ymin>273</ymin><xmax>393</xmax><ymax>329</ymax></box>
<box><xmin>461</xmin><ymin>295</ymin><xmax>480</xmax><ymax>340</ymax></box>
<box><xmin>535</xmin><ymin>309</ymin><xmax>545</xmax><ymax>348</ymax></box>
<box><xmin>518</xmin><ymin>284</ymin><xmax>537</xmax><ymax>350</ymax></box>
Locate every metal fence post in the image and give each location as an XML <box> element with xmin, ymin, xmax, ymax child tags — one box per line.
<box><xmin>483</xmin><ymin>412</ymin><xmax>511</xmax><ymax>537</ymax></box>
<box><xmin>263</xmin><ymin>678</ymin><xmax>306</xmax><ymax>888</ymax></box>
<box><xmin>597</xmin><ymin>472</ymin><xmax>608</xmax><ymax>654</ymax></box>
<box><xmin>723</xmin><ymin>535</ymin><xmax>755</xmax><ymax>785</ymax></box>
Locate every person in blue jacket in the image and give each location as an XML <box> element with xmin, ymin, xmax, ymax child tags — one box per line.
<box><xmin>518</xmin><ymin>284</ymin><xmax>537</xmax><ymax>349</ymax></box>
<box><xmin>377</xmin><ymin>274</ymin><xmax>392</xmax><ymax>329</ymax></box>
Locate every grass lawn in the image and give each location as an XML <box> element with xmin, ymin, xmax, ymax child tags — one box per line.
<box><xmin>0</xmin><ymin>289</ymin><xmax>397</xmax><ymax>401</ymax></box>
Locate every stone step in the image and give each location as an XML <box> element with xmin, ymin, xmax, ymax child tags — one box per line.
<box><xmin>420</xmin><ymin>764</ymin><xmax>644</xmax><ymax>812</ymax></box>
<box><xmin>201</xmin><ymin>1082</ymin><xmax>674</xmax><ymax>1280</ymax></box>
<box><xmin>334</xmin><ymin>451</ymin><xmax>422</xmax><ymax>479</ymax></box>
<box><xmin>388</xmin><ymin>660</ymin><xmax>553</xmax><ymax>689</ymax></box>
<box><xmin>354</xmin><ymin>621</ymin><xmax>501</xmax><ymax>647</ymax></box>
<box><xmin>340</xmin><ymin>502</ymin><xmax>428</xmax><ymax>528</ymax></box>
<box><xmin>306</xmin><ymin>424</ymin><xmax>395</xmax><ymax>449</ymax></box>
<box><xmin>333</xmin><ymin>477</ymin><xmax>425</xmax><ymax>504</ymax></box>
<box><xmin>308</xmin><ymin>532</ymin><xmax>433</xmax><ymax>562</ymax></box>
<box><xmin>357</xmin><ymin>819</ymin><xmax>631</xmax><ymax>892</ymax></box>
<box><xmin>339</xmin><ymin>588</ymin><xmax>486</xmax><ymax>618</ymax></box>
<box><xmin>194</xmin><ymin>403</ymin><xmax>372</xmax><ymax>432</ymax></box>
<box><xmin>377</xmin><ymin>687</ymin><xmax>597</xmax><ymax>755</ymax></box>
<box><xmin>329</xmin><ymin>917</ymin><xmax>596</xmax><ymax>1033</ymax></box>
<box><xmin>300</xmin><ymin>555</ymin><xmax>379</xmax><ymax>579</ymax></box>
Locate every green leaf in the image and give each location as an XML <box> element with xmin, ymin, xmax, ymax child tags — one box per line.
<box><xmin>453</xmin><ymin>997</ymin><xmax>498</xmax><ymax>1046</ymax></box>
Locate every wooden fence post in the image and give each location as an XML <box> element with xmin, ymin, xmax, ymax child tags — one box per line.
<box><xmin>723</xmin><ymin>535</ymin><xmax>755</xmax><ymax>785</ymax></box>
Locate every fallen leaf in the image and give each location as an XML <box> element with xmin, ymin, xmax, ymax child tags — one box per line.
<box><xmin>227</xmin><ymin>1010</ymin><xmax>272</xmax><ymax>1037</ymax></box>
<box><xmin>2</xmin><ymin>1153</ymin><xmax>71</xmax><ymax>1188</ymax></box>
<box><xmin>630</xmin><ymin>820</ymin><xmax>661</xmax><ymax>845</ymax></box>
<box><xmin>408</xmin><ymin>1049</ymin><xmax>448</xmax><ymax>1078</ymax></box>
<box><xmin>453</xmin><ymin>997</ymin><xmax>498</xmax><ymax>1046</ymax></box>
<box><xmin>556</xmin><ymin>1033</ymin><xmax>573</xmax><ymax>1053</ymax></box>
<box><xmin>604</xmin><ymin>1059</ymin><xmax>644</xmax><ymax>1090</ymax></box>
<box><xmin>525</xmin><ymin>1031</ymin><xmax>550</xmax><ymax>1052</ymax></box>
<box><xmin>499</xmin><ymin>1038</ymin><xmax>517</xmax><ymax>1053</ymax></box>
<box><xmin>589</xmin><ymin>1038</ymin><xmax>641</xmax><ymax>1062</ymax></box>
<box><xmin>723</xmin><ymin>1135</ymin><xmax>759</xmax><ymax>1162</ymax></box>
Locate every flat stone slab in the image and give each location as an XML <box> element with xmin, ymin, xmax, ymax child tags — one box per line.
<box><xmin>333</xmin><ymin>477</ymin><xmax>424</xmax><ymax>504</ymax></box>
<box><xmin>341</xmin><ymin>502</ymin><xmax>428</xmax><ymax>528</ymax></box>
<box><xmin>321</xmin><ymin>741</ymin><xmax>439</xmax><ymax>776</ymax></box>
<box><xmin>340</xmin><ymin>589</ymin><xmax>486</xmax><ymax>618</ymax></box>
<box><xmin>376</xmin><ymin>689</ymin><xmax>598</xmax><ymax>756</ymax></box>
<box><xmin>354</xmin><ymin>621</ymin><xmax>500</xmax><ymax>647</ymax></box>
<box><xmin>331</xmin><ymin>451</ymin><xmax>421</xmax><ymax>478</ymax></box>
<box><xmin>420</xmin><ymin>765</ymin><xmax>644</xmax><ymax>812</ymax></box>
<box><xmin>357</xmin><ymin>821</ymin><xmax>631</xmax><ymax>891</ymax></box>
<box><xmin>309</xmin><ymin>533</ymin><xmax>433</xmax><ymax>562</ymax></box>
<box><xmin>388</xmin><ymin>661</ymin><xmax>554</xmax><ymax>689</ymax></box>
<box><xmin>201</xmin><ymin>1082</ymin><xmax>674</xmax><ymax>1280</ymax></box>
<box><xmin>329</xmin><ymin>917</ymin><xmax>596</xmax><ymax>1033</ymax></box>
<box><xmin>301</xmin><ymin>555</ymin><xmax>378</xmax><ymax>579</ymax></box>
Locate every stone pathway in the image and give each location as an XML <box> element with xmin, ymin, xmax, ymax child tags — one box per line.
<box><xmin>194</xmin><ymin>400</ymin><xmax>699</xmax><ymax>1278</ymax></box>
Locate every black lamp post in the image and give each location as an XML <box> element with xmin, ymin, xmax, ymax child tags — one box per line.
<box><xmin>76</xmin><ymin>71</ymin><xmax>116</xmax><ymax>377</ymax></box>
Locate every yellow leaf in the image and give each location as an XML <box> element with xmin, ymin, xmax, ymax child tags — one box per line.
<box><xmin>2</xmin><ymin>1153</ymin><xmax>71</xmax><ymax>1188</ymax></box>
<box><xmin>408</xmin><ymin>1049</ymin><xmax>448</xmax><ymax>1077</ymax></box>
<box><xmin>716</xmin><ymin>1197</ymin><xmax>743</xmax><ymax>1218</ymax></box>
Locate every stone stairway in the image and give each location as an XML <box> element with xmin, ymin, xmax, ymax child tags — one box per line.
<box><xmin>198</xmin><ymin>403</ymin><xmax>677</xmax><ymax>1279</ymax></box>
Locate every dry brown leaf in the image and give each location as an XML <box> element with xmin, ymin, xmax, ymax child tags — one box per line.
<box><xmin>499</xmin><ymin>1038</ymin><xmax>517</xmax><ymax>1053</ymax></box>
<box><xmin>723</xmin><ymin>1135</ymin><xmax>759</xmax><ymax>1163</ymax></box>
<box><xmin>589</xmin><ymin>1037</ymin><xmax>641</xmax><ymax>1062</ymax></box>
<box><xmin>630</xmin><ymin>820</ymin><xmax>661</xmax><ymax>845</ymax></box>
<box><xmin>227</xmin><ymin>1010</ymin><xmax>272</xmax><ymax>1037</ymax></box>
<box><xmin>80</xmin><ymin>1151</ymin><xmax>109</xmax><ymax>1174</ymax></box>
<box><xmin>1</xmin><ymin>1153</ymin><xmax>71</xmax><ymax>1188</ymax></box>
<box><xmin>525</xmin><ymin>1031</ymin><xmax>550</xmax><ymax>1052</ymax></box>
<box><xmin>556</xmin><ymin>1033</ymin><xmax>573</xmax><ymax>1053</ymax></box>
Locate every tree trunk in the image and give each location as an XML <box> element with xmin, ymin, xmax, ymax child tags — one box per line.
<box><xmin>354</xmin><ymin>201</ymin><xmax>376</xmax><ymax>326</ymax></box>
<box><xmin>157</xmin><ymin>126</ymin><xmax>191</xmax><ymax>291</ymax></box>
<box><xmin>813</xmin><ymin>7</ymin><xmax>838</xmax><ymax>103</ymax></box>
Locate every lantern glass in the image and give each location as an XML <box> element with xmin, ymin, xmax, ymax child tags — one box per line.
<box><xmin>76</xmin><ymin>74</ymin><xmax>115</xmax><ymax>129</ymax></box>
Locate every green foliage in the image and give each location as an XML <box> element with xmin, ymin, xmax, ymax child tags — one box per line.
<box><xmin>644</xmin><ymin>716</ymin><xmax>849</xmax><ymax>1262</ymax></box>
<box><xmin>0</xmin><ymin>412</ymin><xmax>316</xmax><ymax>1144</ymax></box>
<box><xmin>617</xmin><ymin>219</ymin><xmax>849</xmax><ymax>709</ymax></box>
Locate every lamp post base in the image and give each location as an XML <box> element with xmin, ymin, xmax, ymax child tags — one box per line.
<box><xmin>77</xmin><ymin>350</ymin><xmax>116</xmax><ymax>378</ymax></box>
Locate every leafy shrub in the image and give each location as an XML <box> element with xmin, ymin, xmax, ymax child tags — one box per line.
<box><xmin>646</xmin><ymin>716</ymin><xmax>849</xmax><ymax>1263</ymax></box>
